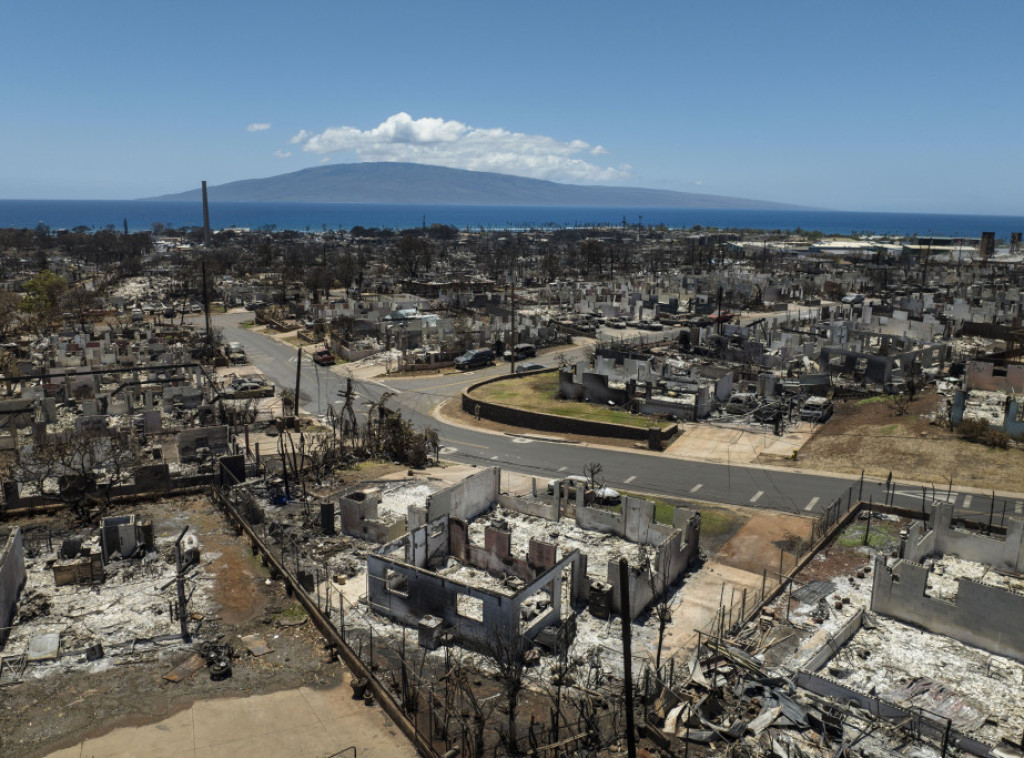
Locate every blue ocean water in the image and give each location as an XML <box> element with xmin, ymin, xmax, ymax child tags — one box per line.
<box><xmin>1</xmin><ymin>199</ymin><xmax>1022</xmax><ymax>238</ymax></box>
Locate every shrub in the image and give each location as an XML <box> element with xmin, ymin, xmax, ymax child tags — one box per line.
<box><xmin>957</xmin><ymin>418</ymin><xmax>1011</xmax><ymax>448</ymax></box>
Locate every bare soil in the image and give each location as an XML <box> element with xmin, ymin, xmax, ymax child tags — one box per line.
<box><xmin>766</xmin><ymin>389</ymin><xmax>1024</xmax><ymax>492</ymax></box>
<box><xmin>715</xmin><ymin>509</ymin><xmax>817</xmax><ymax>576</ymax></box>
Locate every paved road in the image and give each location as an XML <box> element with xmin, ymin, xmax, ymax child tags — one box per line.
<box><xmin>216</xmin><ymin>314</ymin><xmax>1018</xmax><ymax>520</ymax></box>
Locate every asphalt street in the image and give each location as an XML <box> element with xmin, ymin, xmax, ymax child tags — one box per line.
<box><xmin>216</xmin><ymin>313</ymin><xmax>1021</xmax><ymax>521</ymax></box>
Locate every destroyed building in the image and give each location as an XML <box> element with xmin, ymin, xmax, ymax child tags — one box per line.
<box><xmin>366</xmin><ymin>467</ymin><xmax>700</xmax><ymax>649</ymax></box>
<box><xmin>872</xmin><ymin>502</ymin><xmax>1024</xmax><ymax>663</ymax></box>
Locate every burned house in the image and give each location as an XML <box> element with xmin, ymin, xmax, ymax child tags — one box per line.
<box><xmin>872</xmin><ymin>502</ymin><xmax>1024</xmax><ymax>663</ymax></box>
<box><xmin>366</xmin><ymin>467</ymin><xmax>701</xmax><ymax>649</ymax></box>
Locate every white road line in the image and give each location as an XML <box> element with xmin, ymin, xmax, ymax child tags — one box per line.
<box><xmin>557</xmin><ymin>466</ymin><xmax>567</xmax><ymax>472</ymax></box>
<box><xmin>690</xmin><ymin>484</ymin><xmax>703</xmax><ymax>493</ymax></box>
<box><xmin>804</xmin><ymin>496</ymin><xmax>821</xmax><ymax>512</ymax></box>
<box><xmin>749</xmin><ymin>490</ymin><xmax>764</xmax><ymax>503</ymax></box>
<box><xmin>1016</xmin><ymin>501</ymin><xmax>1023</xmax><ymax>515</ymax></box>
<box><xmin>963</xmin><ymin>494</ymin><xmax>973</xmax><ymax>509</ymax></box>
<box><xmin>624</xmin><ymin>475</ymin><xmax>637</xmax><ymax>484</ymax></box>
<box><xmin>365</xmin><ymin>380</ymin><xmax>400</xmax><ymax>393</ymax></box>
<box><xmin>490</xmin><ymin>455</ymin><xmax>499</xmax><ymax>460</ymax></box>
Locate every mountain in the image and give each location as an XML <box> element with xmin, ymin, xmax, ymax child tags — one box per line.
<box><xmin>147</xmin><ymin>162</ymin><xmax>810</xmax><ymax>209</ymax></box>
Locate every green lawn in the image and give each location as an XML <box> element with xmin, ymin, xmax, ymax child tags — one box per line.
<box><xmin>469</xmin><ymin>372</ymin><xmax>658</xmax><ymax>430</ymax></box>
<box><xmin>855</xmin><ymin>395</ymin><xmax>889</xmax><ymax>406</ymax></box>
<box><xmin>836</xmin><ymin>519</ymin><xmax>900</xmax><ymax>551</ymax></box>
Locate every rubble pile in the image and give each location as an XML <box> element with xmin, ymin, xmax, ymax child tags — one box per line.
<box><xmin>1</xmin><ymin>528</ymin><xmax>215</xmax><ymax>681</ymax></box>
<box><xmin>469</xmin><ymin>504</ymin><xmax>647</xmax><ymax>582</ymax></box>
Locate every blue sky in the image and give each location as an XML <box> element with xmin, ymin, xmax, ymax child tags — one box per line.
<box><xmin>2</xmin><ymin>0</ymin><xmax>1021</xmax><ymax>214</ymax></box>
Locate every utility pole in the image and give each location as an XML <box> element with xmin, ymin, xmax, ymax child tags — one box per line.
<box><xmin>509</xmin><ymin>278</ymin><xmax>517</xmax><ymax>374</ymax></box>
<box><xmin>618</xmin><ymin>558</ymin><xmax>637</xmax><ymax>758</ymax></box>
<box><xmin>294</xmin><ymin>347</ymin><xmax>302</xmax><ymax>419</ymax></box>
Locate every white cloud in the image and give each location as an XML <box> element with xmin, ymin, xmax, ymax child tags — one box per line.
<box><xmin>291</xmin><ymin>113</ymin><xmax>629</xmax><ymax>183</ymax></box>
<box><xmin>318</xmin><ymin>157</ymin><xmax>330</xmax><ymax>164</ymax></box>
<box><xmin>274</xmin><ymin>150</ymin><xmax>292</xmax><ymax>159</ymax></box>
<box><xmin>246</xmin><ymin>123</ymin><xmax>272</xmax><ymax>132</ymax></box>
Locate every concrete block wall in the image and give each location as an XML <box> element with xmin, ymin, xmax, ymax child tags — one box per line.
<box><xmin>0</xmin><ymin>528</ymin><xmax>26</xmax><ymax>648</ymax></box>
<box><xmin>964</xmin><ymin>361</ymin><xmax>1024</xmax><ymax>393</ymax></box>
<box><xmin>338</xmin><ymin>488</ymin><xmax>407</xmax><ymax>543</ymax></box>
<box><xmin>367</xmin><ymin>517</ymin><xmax>583</xmax><ymax>649</ymax></box>
<box><xmin>905</xmin><ymin>503</ymin><xmax>1024</xmax><ymax>572</ymax></box>
<box><xmin>425</xmin><ymin>466</ymin><xmax>499</xmax><ymax>522</ymax></box>
<box><xmin>872</xmin><ymin>555</ymin><xmax>1024</xmax><ymax>663</ymax></box>
<box><xmin>608</xmin><ymin>509</ymin><xmax>701</xmax><ymax>619</ymax></box>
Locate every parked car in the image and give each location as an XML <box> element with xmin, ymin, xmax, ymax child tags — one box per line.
<box><xmin>515</xmin><ymin>362</ymin><xmax>545</xmax><ymax>374</ymax></box>
<box><xmin>724</xmin><ymin>392</ymin><xmax>759</xmax><ymax>415</ymax></box>
<box><xmin>606</xmin><ymin>319</ymin><xmax>627</xmax><ymax>330</ymax></box>
<box><xmin>225</xmin><ymin>341</ymin><xmax>247</xmax><ymax>364</ymax></box>
<box><xmin>841</xmin><ymin>293</ymin><xmax>865</xmax><ymax>305</ymax></box>
<box><xmin>503</xmin><ymin>343</ymin><xmax>537</xmax><ymax>361</ymax></box>
<box><xmin>547</xmin><ymin>475</ymin><xmax>589</xmax><ymax>496</ymax></box>
<box><xmin>800</xmin><ymin>396</ymin><xmax>834</xmax><ymax>422</ymax></box>
<box><xmin>455</xmin><ymin>348</ymin><xmax>495</xmax><ymax>370</ymax></box>
<box><xmin>312</xmin><ymin>349</ymin><xmax>337</xmax><ymax>366</ymax></box>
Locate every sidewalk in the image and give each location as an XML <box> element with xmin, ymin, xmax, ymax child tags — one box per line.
<box><xmin>45</xmin><ymin>679</ymin><xmax>416</xmax><ymax>758</ymax></box>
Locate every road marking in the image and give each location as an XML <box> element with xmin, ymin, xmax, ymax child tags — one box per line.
<box><xmin>749</xmin><ymin>490</ymin><xmax>764</xmax><ymax>503</ymax></box>
<box><xmin>490</xmin><ymin>455</ymin><xmax>499</xmax><ymax>460</ymax></box>
<box><xmin>963</xmin><ymin>494</ymin><xmax>973</xmax><ymax>509</ymax></box>
<box><xmin>438</xmin><ymin>446</ymin><xmax>458</xmax><ymax>455</ymax></box>
<box><xmin>511</xmin><ymin>437</ymin><xmax>533</xmax><ymax>444</ymax></box>
<box><xmin>365</xmin><ymin>380</ymin><xmax>400</xmax><ymax>393</ymax></box>
<box><xmin>557</xmin><ymin>466</ymin><xmax>567</xmax><ymax>472</ymax></box>
<box><xmin>624</xmin><ymin>475</ymin><xmax>637</xmax><ymax>484</ymax></box>
<box><xmin>1016</xmin><ymin>501</ymin><xmax>1023</xmax><ymax>515</ymax></box>
<box><xmin>690</xmin><ymin>484</ymin><xmax>703</xmax><ymax>493</ymax></box>
<box><xmin>804</xmin><ymin>496</ymin><xmax>820</xmax><ymax>512</ymax></box>
<box><xmin>449</xmin><ymin>440</ymin><xmax>490</xmax><ymax>449</ymax></box>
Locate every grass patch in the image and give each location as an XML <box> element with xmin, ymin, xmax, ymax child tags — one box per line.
<box><xmin>856</xmin><ymin>395</ymin><xmax>889</xmax><ymax>406</ymax></box>
<box><xmin>878</xmin><ymin>424</ymin><xmax>901</xmax><ymax>435</ymax></box>
<box><xmin>836</xmin><ymin>519</ymin><xmax>900</xmax><ymax>551</ymax></box>
<box><xmin>470</xmin><ymin>373</ymin><xmax>657</xmax><ymax>430</ymax></box>
<box><xmin>238</xmin><ymin>321</ymin><xmax>255</xmax><ymax>329</ymax></box>
<box><xmin>699</xmin><ymin>507</ymin><xmax>745</xmax><ymax>538</ymax></box>
<box><xmin>619</xmin><ymin>492</ymin><xmax>743</xmax><ymax>542</ymax></box>
<box><xmin>278</xmin><ymin>603</ymin><xmax>308</xmax><ymax>621</ymax></box>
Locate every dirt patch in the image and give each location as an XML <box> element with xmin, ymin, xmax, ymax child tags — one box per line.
<box><xmin>767</xmin><ymin>389</ymin><xmax>1024</xmax><ymax>491</ymax></box>
<box><xmin>715</xmin><ymin>509</ymin><xmax>816</xmax><ymax>575</ymax></box>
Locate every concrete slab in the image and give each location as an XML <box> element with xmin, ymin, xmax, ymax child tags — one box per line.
<box><xmin>192</xmin><ymin>687</ymin><xmax>321</xmax><ymax>749</ymax></box>
<box><xmin>46</xmin><ymin>681</ymin><xmax>416</xmax><ymax>758</ymax></box>
<box><xmin>26</xmin><ymin>633</ymin><xmax>61</xmax><ymax>662</ymax></box>
<box><xmin>79</xmin><ymin>708</ymin><xmax>196</xmax><ymax>757</ymax></box>
<box><xmin>664</xmin><ymin>422</ymin><xmax>813</xmax><ymax>465</ymax></box>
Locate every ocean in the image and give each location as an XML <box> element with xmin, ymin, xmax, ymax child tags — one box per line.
<box><xmin>1</xmin><ymin>199</ymin><xmax>1023</xmax><ymax>238</ymax></box>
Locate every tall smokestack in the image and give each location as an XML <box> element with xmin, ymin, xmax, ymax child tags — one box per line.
<box><xmin>201</xmin><ymin>180</ymin><xmax>211</xmax><ymax>247</ymax></box>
